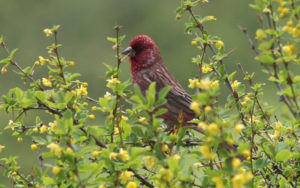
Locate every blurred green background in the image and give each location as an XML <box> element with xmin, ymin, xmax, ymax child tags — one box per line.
<box><xmin>0</xmin><ymin>0</ymin><xmax>280</xmax><ymax>185</ymax></box>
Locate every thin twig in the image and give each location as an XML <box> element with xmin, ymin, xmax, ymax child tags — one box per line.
<box><xmin>128</xmin><ymin>168</ymin><xmax>154</xmax><ymax>188</ymax></box>
<box><xmin>53</xmin><ymin>30</ymin><xmax>66</xmax><ymax>84</ymax></box>
<box><xmin>0</xmin><ymin>163</ymin><xmax>34</xmax><ymax>186</ymax></box>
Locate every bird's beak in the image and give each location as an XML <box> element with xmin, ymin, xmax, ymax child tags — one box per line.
<box><xmin>122</xmin><ymin>46</ymin><xmax>135</xmax><ymax>57</ymax></box>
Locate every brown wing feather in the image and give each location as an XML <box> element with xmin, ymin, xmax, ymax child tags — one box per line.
<box><xmin>133</xmin><ymin>59</ymin><xmax>195</xmax><ymax>116</ymax></box>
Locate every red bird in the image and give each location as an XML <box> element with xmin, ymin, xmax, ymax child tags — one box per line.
<box><xmin>122</xmin><ymin>35</ymin><xmax>196</xmax><ymax>130</ymax></box>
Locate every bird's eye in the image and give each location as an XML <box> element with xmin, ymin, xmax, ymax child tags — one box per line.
<box><xmin>133</xmin><ymin>46</ymin><xmax>144</xmax><ymax>52</ymax></box>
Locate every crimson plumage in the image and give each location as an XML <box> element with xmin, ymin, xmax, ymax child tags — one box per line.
<box><xmin>123</xmin><ymin>35</ymin><xmax>196</xmax><ymax>129</ymax></box>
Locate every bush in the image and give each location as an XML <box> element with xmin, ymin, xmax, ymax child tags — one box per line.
<box><xmin>0</xmin><ymin>0</ymin><xmax>299</xmax><ymax>187</ymax></box>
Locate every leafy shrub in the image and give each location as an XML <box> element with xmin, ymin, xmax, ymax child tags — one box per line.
<box><xmin>0</xmin><ymin>0</ymin><xmax>299</xmax><ymax>187</ymax></box>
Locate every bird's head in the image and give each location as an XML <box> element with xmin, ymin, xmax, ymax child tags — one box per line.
<box><xmin>122</xmin><ymin>35</ymin><xmax>161</xmax><ymax>74</ymax></box>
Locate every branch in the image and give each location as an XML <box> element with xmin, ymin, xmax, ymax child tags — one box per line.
<box><xmin>185</xmin><ymin>4</ymin><xmax>248</xmax><ymax>125</ymax></box>
<box><xmin>128</xmin><ymin>168</ymin><xmax>154</xmax><ymax>188</ymax></box>
<box><xmin>238</xmin><ymin>23</ymin><xmax>298</xmax><ymax>118</ymax></box>
<box><xmin>79</xmin><ymin>127</ymin><xmax>107</xmax><ymax>148</ymax></box>
<box><xmin>0</xmin><ymin>163</ymin><xmax>34</xmax><ymax>186</ymax></box>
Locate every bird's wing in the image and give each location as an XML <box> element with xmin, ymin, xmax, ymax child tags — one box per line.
<box><xmin>140</xmin><ymin>62</ymin><xmax>195</xmax><ymax>115</ymax></box>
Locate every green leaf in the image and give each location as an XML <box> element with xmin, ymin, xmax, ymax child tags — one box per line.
<box><xmin>254</xmin><ymin>158</ymin><xmax>268</xmax><ymax>171</ymax></box>
<box><xmin>156</xmin><ymin>86</ymin><xmax>172</xmax><ymax>106</ymax></box>
<box><xmin>9</xmin><ymin>48</ymin><xmax>18</xmax><ymax>59</ymax></box>
<box><xmin>42</xmin><ymin>176</ymin><xmax>55</xmax><ymax>185</ymax></box>
<box><xmin>228</xmin><ymin>71</ymin><xmax>236</xmax><ymax>81</ymax></box>
<box><xmin>35</xmin><ymin>91</ymin><xmax>47</xmax><ymax>102</ymax></box>
<box><xmin>255</xmin><ymin>54</ymin><xmax>274</xmax><ymax>64</ymax></box>
<box><xmin>275</xmin><ymin>149</ymin><xmax>290</xmax><ymax>162</ymax></box>
<box><xmin>132</xmin><ymin>84</ymin><xmax>146</xmax><ymax>104</ymax></box>
<box><xmin>146</xmin><ymin>82</ymin><xmax>156</xmax><ymax>108</ymax></box>
<box><xmin>107</xmin><ymin>37</ymin><xmax>117</xmax><ymax>44</ymax></box>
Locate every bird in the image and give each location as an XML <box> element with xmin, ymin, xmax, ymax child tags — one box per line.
<box><xmin>122</xmin><ymin>35</ymin><xmax>197</xmax><ymax>131</ymax></box>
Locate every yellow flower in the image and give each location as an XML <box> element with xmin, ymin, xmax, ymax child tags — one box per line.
<box><xmin>126</xmin><ymin>182</ymin><xmax>137</xmax><ymax>188</ymax></box>
<box><xmin>161</xmin><ymin>144</ymin><xmax>169</xmax><ymax>152</ymax></box>
<box><xmin>231</xmin><ymin>158</ymin><xmax>241</xmax><ymax>169</ymax></box>
<box><xmin>206</xmin><ymin>136</ymin><xmax>213</xmax><ymax>143</ymax></box>
<box><xmin>17</xmin><ymin>137</ymin><xmax>23</xmax><ymax>143</ymax></box>
<box><xmin>145</xmin><ymin>146</ymin><xmax>152</xmax><ymax>151</ymax></box>
<box><xmin>188</xmin><ymin>78</ymin><xmax>200</xmax><ymax>89</ymax></box>
<box><xmin>66</xmin><ymin>147</ymin><xmax>73</xmax><ymax>154</ymax></box>
<box><xmin>193</xmin><ymin>162</ymin><xmax>202</xmax><ymax>169</ymax></box>
<box><xmin>202</xmin><ymin>0</ymin><xmax>208</xmax><ymax>3</ymax></box>
<box><xmin>190</xmin><ymin>101</ymin><xmax>200</xmax><ymax>114</ymax></box>
<box><xmin>226</xmin><ymin>138</ymin><xmax>234</xmax><ymax>146</ymax></box>
<box><xmin>199</xmin><ymin>79</ymin><xmax>212</xmax><ymax>90</ymax></box>
<box><xmin>279</xmin><ymin>8</ymin><xmax>289</xmax><ymax>18</ymax></box>
<box><xmin>52</xmin><ymin>166</ymin><xmax>61</xmax><ymax>175</ymax></box>
<box><xmin>89</xmin><ymin>114</ymin><xmax>95</xmax><ymax>120</ymax></box>
<box><xmin>207</xmin><ymin>123</ymin><xmax>220</xmax><ymax>135</ymax></box>
<box><xmin>211</xmin><ymin>80</ymin><xmax>219</xmax><ymax>88</ymax></box>
<box><xmin>76</xmin><ymin>85</ymin><xmax>88</xmax><ymax>96</ymax></box>
<box><xmin>232</xmin><ymin>172</ymin><xmax>253</xmax><ymax>188</ymax></box>
<box><xmin>104</xmin><ymin>91</ymin><xmax>112</xmax><ymax>101</ymax></box>
<box><xmin>144</xmin><ymin>156</ymin><xmax>155</xmax><ymax>168</ymax></box>
<box><xmin>39</xmin><ymin>56</ymin><xmax>48</xmax><ymax>65</ymax></box>
<box><xmin>33</xmin><ymin>127</ymin><xmax>39</xmax><ymax>133</ymax></box>
<box><xmin>0</xmin><ymin>145</ymin><xmax>5</xmax><ymax>152</ymax></box>
<box><xmin>40</xmin><ymin>124</ymin><xmax>48</xmax><ymax>134</ymax></box>
<box><xmin>109</xmin><ymin>152</ymin><xmax>118</xmax><ymax>160</ymax></box>
<box><xmin>234</xmin><ymin>123</ymin><xmax>244</xmax><ymax>134</ymax></box>
<box><xmin>1</xmin><ymin>67</ymin><xmax>7</xmax><ymax>74</ymax></box>
<box><xmin>204</xmin><ymin>106</ymin><xmax>212</xmax><ymax>112</ymax></box>
<box><xmin>159</xmin><ymin>168</ymin><xmax>173</xmax><ymax>181</ymax></box>
<box><xmin>120</xmin><ymin>171</ymin><xmax>134</xmax><ymax>183</ymax></box>
<box><xmin>242</xmin><ymin>149</ymin><xmax>251</xmax><ymax>158</ymax></box>
<box><xmin>92</xmin><ymin>150</ymin><xmax>100</xmax><ymax>158</ymax></box>
<box><xmin>231</xmin><ymin>80</ymin><xmax>240</xmax><ymax>90</ymax></box>
<box><xmin>256</xmin><ymin>29</ymin><xmax>266</xmax><ymax>40</ymax></box>
<box><xmin>114</xmin><ymin>127</ymin><xmax>119</xmax><ymax>135</ymax></box>
<box><xmin>121</xmin><ymin>115</ymin><xmax>128</xmax><ymax>121</ymax></box>
<box><xmin>91</xmin><ymin>106</ymin><xmax>97</xmax><ymax>111</ymax></box>
<box><xmin>172</xmin><ymin>154</ymin><xmax>180</xmax><ymax>161</ymax></box>
<box><xmin>212</xmin><ymin>176</ymin><xmax>224</xmax><ymax>188</ymax></box>
<box><xmin>202</xmin><ymin>65</ymin><xmax>212</xmax><ymax>73</ymax></box>
<box><xmin>215</xmin><ymin>40</ymin><xmax>224</xmax><ymax>49</ymax></box>
<box><xmin>208</xmin><ymin>16</ymin><xmax>216</xmax><ymax>21</ymax></box>
<box><xmin>274</xmin><ymin>130</ymin><xmax>280</xmax><ymax>140</ymax></box>
<box><xmin>106</xmin><ymin>77</ymin><xmax>120</xmax><ymax>87</ymax></box>
<box><xmin>68</xmin><ymin>61</ymin><xmax>75</xmax><ymax>67</ymax></box>
<box><xmin>198</xmin><ymin>122</ymin><xmax>208</xmax><ymax>130</ymax></box>
<box><xmin>138</xmin><ymin>117</ymin><xmax>148</xmax><ymax>125</ymax></box>
<box><xmin>119</xmin><ymin>149</ymin><xmax>130</xmax><ymax>161</ymax></box>
<box><xmin>191</xmin><ymin>40</ymin><xmax>197</xmax><ymax>46</ymax></box>
<box><xmin>275</xmin><ymin>121</ymin><xmax>283</xmax><ymax>131</ymax></box>
<box><xmin>108</xmin><ymin>114</ymin><xmax>114</xmax><ymax>120</ymax></box>
<box><xmin>49</xmin><ymin>121</ymin><xmax>58</xmax><ymax>132</ymax></box>
<box><xmin>42</xmin><ymin>78</ymin><xmax>52</xmax><ymax>87</ymax></box>
<box><xmin>291</xmin><ymin>28</ymin><xmax>299</xmax><ymax>37</ymax></box>
<box><xmin>241</xmin><ymin>101</ymin><xmax>247</xmax><ymax>107</ymax></box>
<box><xmin>31</xmin><ymin>144</ymin><xmax>38</xmax><ymax>151</ymax></box>
<box><xmin>283</xmin><ymin>45</ymin><xmax>293</xmax><ymax>55</ymax></box>
<box><xmin>43</xmin><ymin>29</ymin><xmax>53</xmax><ymax>37</ymax></box>
<box><xmin>82</xmin><ymin>82</ymin><xmax>88</xmax><ymax>88</ymax></box>
<box><xmin>200</xmin><ymin>145</ymin><xmax>215</xmax><ymax>159</ymax></box>
<box><xmin>47</xmin><ymin>143</ymin><xmax>62</xmax><ymax>157</ymax></box>
<box><xmin>98</xmin><ymin>185</ymin><xmax>106</xmax><ymax>188</ymax></box>
<box><xmin>33</xmin><ymin>61</ymin><xmax>40</xmax><ymax>66</ymax></box>
<box><xmin>263</xmin><ymin>8</ymin><xmax>271</xmax><ymax>13</ymax></box>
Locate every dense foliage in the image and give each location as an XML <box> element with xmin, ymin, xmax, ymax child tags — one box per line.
<box><xmin>0</xmin><ymin>0</ymin><xmax>299</xmax><ymax>187</ymax></box>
